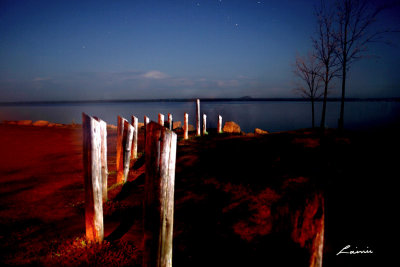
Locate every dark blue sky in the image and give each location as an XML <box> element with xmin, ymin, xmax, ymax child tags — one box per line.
<box><xmin>1</xmin><ymin>0</ymin><xmax>399</xmax><ymax>101</ymax></box>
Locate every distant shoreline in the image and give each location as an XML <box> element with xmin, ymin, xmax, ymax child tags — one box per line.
<box><xmin>1</xmin><ymin>97</ymin><xmax>399</xmax><ymax>106</ymax></box>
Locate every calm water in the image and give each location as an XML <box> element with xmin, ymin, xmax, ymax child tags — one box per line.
<box><xmin>0</xmin><ymin>101</ymin><xmax>399</xmax><ymax>132</ymax></box>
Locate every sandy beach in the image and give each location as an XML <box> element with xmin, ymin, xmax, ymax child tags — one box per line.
<box><xmin>0</xmin><ymin>122</ymin><xmax>398</xmax><ymax>266</ymax></box>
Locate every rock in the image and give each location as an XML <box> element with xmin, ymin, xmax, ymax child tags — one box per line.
<box><xmin>188</xmin><ymin>124</ymin><xmax>195</xmax><ymax>132</ymax></box>
<box><xmin>223</xmin><ymin>121</ymin><xmax>241</xmax><ymax>133</ymax></box>
<box><xmin>138</xmin><ymin>122</ymin><xmax>144</xmax><ymax>129</ymax></box>
<box><xmin>33</xmin><ymin>120</ymin><xmax>50</xmax><ymax>127</ymax></box>
<box><xmin>173</xmin><ymin>121</ymin><xmax>182</xmax><ymax>129</ymax></box>
<box><xmin>17</xmin><ymin>120</ymin><xmax>32</xmax><ymax>126</ymax></box>
<box><xmin>255</xmin><ymin>128</ymin><xmax>269</xmax><ymax>135</ymax></box>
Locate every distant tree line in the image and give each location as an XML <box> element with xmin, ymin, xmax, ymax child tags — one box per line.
<box><xmin>294</xmin><ymin>0</ymin><xmax>398</xmax><ymax>130</ymax></box>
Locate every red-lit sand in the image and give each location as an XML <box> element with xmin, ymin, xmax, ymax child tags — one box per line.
<box><xmin>0</xmin><ymin>123</ymin><xmax>397</xmax><ymax>266</ymax></box>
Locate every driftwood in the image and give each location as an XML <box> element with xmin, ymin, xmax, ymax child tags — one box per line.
<box><xmin>196</xmin><ymin>99</ymin><xmax>200</xmax><ymax>136</ymax></box>
<box><xmin>82</xmin><ymin>113</ymin><xmax>104</xmax><ymax>242</ymax></box>
<box><xmin>143</xmin><ymin>122</ymin><xmax>177</xmax><ymax>267</ymax></box>
<box><xmin>131</xmin><ymin>116</ymin><xmax>138</xmax><ymax>159</ymax></box>
<box><xmin>184</xmin><ymin>112</ymin><xmax>189</xmax><ymax>140</ymax></box>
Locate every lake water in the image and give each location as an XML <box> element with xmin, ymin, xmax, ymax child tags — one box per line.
<box><xmin>0</xmin><ymin>101</ymin><xmax>399</xmax><ymax>132</ymax></box>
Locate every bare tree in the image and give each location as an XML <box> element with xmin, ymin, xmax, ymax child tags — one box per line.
<box><xmin>313</xmin><ymin>1</ymin><xmax>341</xmax><ymax>130</ymax></box>
<box><xmin>334</xmin><ymin>0</ymin><xmax>397</xmax><ymax>130</ymax></box>
<box><xmin>294</xmin><ymin>53</ymin><xmax>324</xmax><ymax>128</ymax></box>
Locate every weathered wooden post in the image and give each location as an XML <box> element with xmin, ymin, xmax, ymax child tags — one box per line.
<box><xmin>167</xmin><ymin>113</ymin><xmax>173</xmax><ymax>130</ymax></box>
<box><xmin>184</xmin><ymin>112</ymin><xmax>189</xmax><ymax>140</ymax></box>
<box><xmin>94</xmin><ymin>117</ymin><xmax>108</xmax><ymax>202</ymax></box>
<box><xmin>158</xmin><ymin>113</ymin><xmax>164</xmax><ymax>127</ymax></box>
<box><xmin>202</xmin><ymin>114</ymin><xmax>207</xmax><ymax>135</ymax></box>
<box><xmin>82</xmin><ymin>113</ymin><xmax>104</xmax><ymax>242</ymax></box>
<box><xmin>196</xmin><ymin>99</ymin><xmax>200</xmax><ymax>136</ymax></box>
<box><xmin>117</xmin><ymin>117</ymin><xmax>134</xmax><ymax>184</ymax></box>
<box><xmin>116</xmin><ymin>116</ymin><xmax>125</xmax><ymax>177</ymax></box>
<box><xmin>218</xmin><ymin>115</ymin><xmax>222</xmax><ymax>133</ymax></box>
<box><xmin>143</xmin><ymin>122</ymin><xmax>177</xmax><ymax>267</ymax></box>
<box><xmin>144</xmin><ymin>116</ymin><xmax>150</xmax><ymax>148</ymax></box>
<box><xmin>131</xmin><ymin>116</ymin><xmax>138</xmax><ymax>159</ymax></box>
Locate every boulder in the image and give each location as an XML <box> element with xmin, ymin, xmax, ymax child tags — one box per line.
<box><xmin>223</xmin><ymin>121</ymin><xmax>241</xmax><ymax>133</ymax></box>
<box><xmin>173</xmin><ymin>121</ymin><xmax>182</xmax><ymax>129</ymax></box>
<box><xmin>33</xmin><ymin>120</ymin><xmax>50</xmax><ymax>127</ymax></box>
<box><xmin>255</xmin><ymin>128</ymin><xmax>269</xmax><ymax>135</ymax></box>
<box><xmin>17</xmin><ymin>120</ymin><xmax>33</xmax><ymax>126</ymax></box>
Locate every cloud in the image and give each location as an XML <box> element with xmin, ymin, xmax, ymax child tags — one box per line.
<box><xmin>142</xmin><ymin>70</ymin><xmax>169</xmax><ymax>79</ymax></box>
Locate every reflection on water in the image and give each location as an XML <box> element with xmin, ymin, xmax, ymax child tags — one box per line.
<box><xmin>0</xmin><ymin>101</ymin><xmax>399</xmax><ymax>132</ymax></box>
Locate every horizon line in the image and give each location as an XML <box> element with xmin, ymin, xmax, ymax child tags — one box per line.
<box><xmin>1</xmin><ymin>96</ymin><xmax>400</xmax><ymax>106</ymax></box>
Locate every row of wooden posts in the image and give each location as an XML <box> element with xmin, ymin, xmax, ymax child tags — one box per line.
<box><xmin>82</xmin><ymin>99</ymin><xmax>222</xmax><ymax>267</ymax></box>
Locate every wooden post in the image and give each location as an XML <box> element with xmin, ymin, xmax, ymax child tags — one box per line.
<box><xmin>131</xmin><ymin>116</ymin><xmax>138</xmax><ymax>159</ymax></box>
<box><xmin>94</xmin><ymin>117</ymin><xmax>108</xmax><ymax>202</ymax></box>
<box><xmin>117</xmin><ymin>118</ymin><xmax>134</xmax><ymax>184</ymax></box>
<box><xmin>116</xmin><ymin>116</ymin><xmax>125</xmax><ymax>176</ymax></box>
<box><xmin>218</xmin><ymin>115</ymin><xmax>222</xmax><ymax>133</ymax></box>
<box><xmin>143</xmin><ymin>122</ymin><xmax>177</xmax><ymax>267</ymax></box>
<box><xmin>196</xmin><ymin>99</ymin><xmax>200</xmax><ymax>136</ymax></box>
<box><xmin>158</xmin><ymin>113</ymin><xmax>164</xmax><ymax>127</ymax></box>
<box><xmin>124</xmin><ymin>123</ymin><xmax>134</xmax><ymax>180</ymax></box>
<box><xmin>202</xmin><ymin>114</ymin><xmax>207</xmax><ymax>135</ymax></box>
<box><xmin>184</xmin><ymin>112</ymin><xmax>188</xmax><ymax>140</ymax></box>
<box><xmin>82</xmin><ymin>113</ymin><xmax>104</xmax><ymax>242</ymax></box>
<box><xmin>168</xmin><ymin>113</ymin><xmax>173</xmax><ymax>131</ymax></box>
<box><xmin>144</xmin><ymin>116</ymin><xmax>150</xmax><ymax>148</ymax></box>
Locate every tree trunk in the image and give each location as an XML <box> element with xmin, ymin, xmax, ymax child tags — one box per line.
<box><xmin>311</xmin><ymin>98</ymin><xmax>315</xmax><ymax>129</ymax></box>
<box><xmin>82</xmin><ymin>113</ymin><xmax>104</xmax><ymax>242</ymax></box>
<box><xmin>143</xmin><ymin>122</ymin><xmax>177</xmax><ymax>267</ymax></box>
<box><xmin>338</xmin><ymin>59</ymin><xmax>347</xmax><ymax>130</ymax></box>
<box><xmin>320</xmin><ymin>71</ymin><xmax>329</xmax><ymax>130</ymax></box>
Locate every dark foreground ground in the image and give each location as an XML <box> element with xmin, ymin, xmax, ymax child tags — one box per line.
<box><xmin>0</xmin><ymin>123</ymin><xmax>398</xmax><ymax>266</ymax></box>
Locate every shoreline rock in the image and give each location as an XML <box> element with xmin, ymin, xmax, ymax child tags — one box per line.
<box><xmin>223</xmin><ymin>121</ymin><xmax>241</xmax><ymax>134</ymax></box>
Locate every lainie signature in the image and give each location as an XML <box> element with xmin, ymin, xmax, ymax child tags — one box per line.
<box><xmin>336</xmin><ymin>245</ymin><xmax>374</xmax><ymax>256</ymax></box>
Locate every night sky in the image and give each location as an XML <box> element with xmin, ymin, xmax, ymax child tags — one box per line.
<box><xmin>1</xmin><ymin>0</ymin><xmax>399</xmax><ymax>102</ymax></box>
